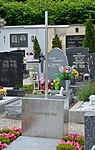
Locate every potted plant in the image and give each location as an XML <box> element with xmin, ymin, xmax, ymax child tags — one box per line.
<box><xmin>22</xmin><ymin>84</ymin><xmax>34</xmax><ymax>94</ymax></box>
<box><xmin>39</xmin><ymin>77</ymin><xmax>50</xmax><ymax>90</ymax></box>
<box><xmin>57</xmin><ymin>66</ymin><xmax>79</xmax><ymax>90</ymax></box>
<box><xmin>53</xmin><ymin>78</ymin><xmax>61</xmax><ymax>90</ymax></box>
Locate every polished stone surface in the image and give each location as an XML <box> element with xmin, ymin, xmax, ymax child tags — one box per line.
<box><xmin>84</xmin><ymin>112</ymin><xmax>95</xmax><ymax>150</ymax></box>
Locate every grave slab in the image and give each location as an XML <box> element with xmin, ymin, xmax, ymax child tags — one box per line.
<box><xmin>3</xmin><ymin>136</ymin><xmax>59</xmax><ymax>150</ymax></box>
<box><xmin>0</xmin><ymin>96</ymin><xmax>20</xmax><ymax>112</ymax></box>
<box><xmin>5</xmin><ymin>99</ymin><xmax>22</xmax><ymax>119</ymax></box>
<box><xmin>69</xmin><ymin>101</ymin><xmax>95</xmax><ymax>123</ymax></box>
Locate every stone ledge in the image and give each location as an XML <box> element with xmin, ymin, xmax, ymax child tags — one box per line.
<box><xmin>69</xmin><ymin>101</ymin><xmax>95</xmax><ymax>123</ymax></box>
<box><xmin>4</xmin><ymin>136</ymin><xmax>59</xmax><ymax>150</ymax></box>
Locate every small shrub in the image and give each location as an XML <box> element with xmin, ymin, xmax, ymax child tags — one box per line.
<box><xmin>63</xmin><ymin>136</ymin><xmax>84</xmax><ymax>147</ymax></box>
<box><xmin>56</xmin><ymin>143</ymin><xmax>76</xmax><ymax>150</ymax></box>
<box><xmin>23</xmin><ymin>84</ymin><xmax>34</xmax><ymax>89</ymax></box>
<box><xmin>57</xmin><ymin>134</ymin><xmax>84</xmax><ymax>150</ymax></box>
<box><xmin>75</xmin><ymin>82</ymin><xmax>95</xmax><ymax>101</ymax></box>
<box><xmin>0</xmin><ymin>129</ymin><xmax>10</xmax><ymax>134</ymax></box>
<box><xmin>9</xmin><ymin>130</ymin><xmax>19</xmax><ymax>138</ymax></box>
<box><xmin>32</xmin><ymin>91</ymin><xmax>43</xmax><ymax>95</ymax></box>
<box><xmin>52</xmin><ymin>34</ymin><xmax>62</xmax><ymax>49</ymax></box>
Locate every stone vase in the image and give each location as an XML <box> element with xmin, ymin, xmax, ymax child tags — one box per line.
<box><xmin>65</xmin><ymin>80</ymin><xmax>70</xmax><ymax>91</ymax></box>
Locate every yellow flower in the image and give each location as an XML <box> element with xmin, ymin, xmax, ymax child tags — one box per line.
<box><xmin>0</xmin><ymin>88</ymin><xmax>7</xmax><ymax>96</ymax></box>
<box><xmin>53</xmin><ymin>78</ymin><xmax>61</xmax><ymax>85</ymax></box>
<box><xmin>71</xmin><ymin>69</ymin><xmax>79</xmax><ymax>76</ymax></box>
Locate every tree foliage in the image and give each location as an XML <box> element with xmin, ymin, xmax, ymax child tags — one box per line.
<box><xmin>52</xmin><ymin>34</ymin><xmax>62</xmax><ymax>49</ymax></box>
<box><xmin>83</xmin><ymin>15</ymin><xmax>95</xmax><ymax>52</ymax></box>
<box><xmin>0</xmin><ymin>0</ymin><xmax>95</xmax><ymax>25</ymax></box>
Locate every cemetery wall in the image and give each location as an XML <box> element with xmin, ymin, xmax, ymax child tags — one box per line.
<box><xmin>0</xmin><ymin>24</ymin><xmax>85</xmax><ymax>58</ymax></box>
<box><xmin>0</xmin><ymin>25</ymin><xmax>45</xmax><ymax>55</ymax></box>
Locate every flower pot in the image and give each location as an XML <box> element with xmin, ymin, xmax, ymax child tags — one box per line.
<box><xmin>65</xmin><ymin>80</ymin><xmax>70</xmax><ymax>91</ymax></box>
<box><xmin>55</xmin><ymin>85</ymin><xmax>59</xmax><ymax>90</ymax></box>
<box><xmin>42</xmin><ymin>85</ymin><xmax>45</xmax><ymax>90</ymax></box>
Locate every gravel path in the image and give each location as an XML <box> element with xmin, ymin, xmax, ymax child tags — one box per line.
<box><xmin>0</xmin><ymin>112</ymin><xmax>84</xmax><ymax>135</ymax></box>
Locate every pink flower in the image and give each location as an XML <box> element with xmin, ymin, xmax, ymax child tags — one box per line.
<box><xmin>0</xmin><ymin>141</ymin><xmax>7</xmax><ymax>149</ymax></box>
<box><xmin>59</xmin><ymin>140</ymin><xmax>82</xmax><ymax>150</ymax></box>
<box><xmin>11</xmin><ymin>126</ymin><xmax>22</xmax><ymax>135</ymax></box>
<box><xmin>66</xmin><ymin>133</ymin><xmax>84</xmax><ymax>138</ymax></box>
<box><xmin>39</xmin><ymin>77</ymin><xmax>50</xmax><ymax>85</ymax></box>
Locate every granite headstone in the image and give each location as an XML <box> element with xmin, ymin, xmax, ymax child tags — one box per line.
<box><xmin>66</xmin><ymin>47</ymin><xmax>89</xmax><ymax>73</ymax></box>
<box><xmin>0</xmin><ymin>52</ymin><xmax>23</xmax><ymax>87</ymax></box>
<box><xmin>84</xmin><ymin>112</ymin><xmax>95</xmax><ymax>150</ymax></box>
<box><xmin>84</xmin><ymin>53</ymin><xmax>95</xmax><ymax>79</ymax></box>
<box><xmin>48</xmin><ymin>48</ymin><xmax>68</xmax><ymax>81</ymax></box>
<box><xmin>66</xmin><ymin>35</ymin><xmax>84</xmax><ymax>48</ymax></box>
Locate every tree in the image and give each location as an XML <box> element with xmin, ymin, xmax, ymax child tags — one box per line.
<box><xmin>33</xmin><ymin>36</ymin><xmax>41</xmax><ymax>59</ymax></box>
<box><xmin>83</xmin><ymin>15</ymin><xmax>95</xmax><ymax>53</ymax></box>
<box><xmin>52</xmin><ymin>34</ymin><xmax>62</xmax><ymax>49</ymax></box>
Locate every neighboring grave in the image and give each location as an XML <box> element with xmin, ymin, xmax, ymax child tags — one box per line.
<box><xmin>85</xmin><ymin>52</ymin><xmax>95</xmax><ymax>79</ymax></box>
<box><xmin>66</xmin><ymin>47</ymin><xmax>89</xmax><ymax>73</ymax></box>
<box><xmin>84</xmin><ymin>112</ymin><xmax>95</xmax><ymax>150</ymax></box>
<box><xmin>66</xmin><ymin>35</ymin><xmax>84</xmax><ymax>48</ymax></box>
<box><xmin>48</xmin><ymin>48</ymin><xmax>68</xmax><ymax>81</ymax></box>
<box><xmin>0</xmin><ymin>52</ymin><xmax>23</xmax><ymax>87</ymax></box>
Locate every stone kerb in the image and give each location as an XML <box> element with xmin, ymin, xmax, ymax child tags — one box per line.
<box><xmin>69</xmin><ymin>101</ymin><xmax>85</xmax><ymax>123</ymax></box>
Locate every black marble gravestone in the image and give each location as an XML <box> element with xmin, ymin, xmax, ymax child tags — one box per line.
<box><xmin>0</xmin><ymin>52</ymin><xmax>23</xmax><ymax>87</ymax></box>
<box><xmin>48</xmin><ymin>48</ymin><xmax>68</xmax><ymax>81</ymax></box>
<box><xmin>66</xmin><ymin>35</ymin><xmax>84</xmax><ymax>48</ymax></box>
<box><xmin>85</xmin><ymin>53</ymin><xmax>95</xmax><ymax>79</ymax></box>
<box><xmin>66</xmin><ymin>47</ymin><xmax>89</xmax><ymax>74</ymax></box>
<box><xmin>11</xmin><ymin>50</ymin><xmax>25</xmax><ymax>57</ymax></box>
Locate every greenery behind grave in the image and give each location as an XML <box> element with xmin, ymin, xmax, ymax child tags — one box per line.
<box><xmin>1</xmin><ymin>0</ymin><xmax>95</xmax><ymax>26</ymax></box>
<box><xmin>75</xmin><ymin>82</ymin><xmax>95</xmax><ymax>101</ymax></box>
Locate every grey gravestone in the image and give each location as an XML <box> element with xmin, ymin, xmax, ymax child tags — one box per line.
<box><xmin>66</xmin><ymin>47</ymin><xmax>89</xmax><ymax>73</ymax></box>
<box><xmin>84</xmin><ymin>112</ymin><xmax>95</xmax><ymax>150</ymax></box>
<box><xmin>0</xmin><ymin>52</ymin><xmax>23</xmax><ymax>87</ymax></box>
<box><xmin>85</xmin><ymin>53</ymin><xmax>95</xmax><ymax>79</ymax></box>
<box><xmin>48</xmin><ymin>48</ymin><xmax>68</xmax><ymax>81</ymax></box>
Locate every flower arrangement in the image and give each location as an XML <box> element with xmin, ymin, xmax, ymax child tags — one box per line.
<box><xmin>53</xmin><ymin>78</ymin><xmax>61</xmax><ymax>86</ymax></box>
<box><xmin>57</xmin><ymin>66</ymin><xmax>79</xmax><ymax>80</ymax></box>
<box><xmin>0</xmin><ymin>86</ymin><xmax>7</xmax><ymax>96</ymax></box>
<box><xmin>56</xmin><ymin>133</ymin><xmax>84</xmax><ymax>150</ymax></box>
<box><xmin>39</xmin><ymin>77</ymin><xmax>50</xmax><ymax>85</ymax></box>
<box><xmin>39</xmin><ymin>77</ymin><xmax>51</xmax><ymax>90</ymax></box>
<box><xmin>0</xmin><ymin>126</ymin><xmax>22</xmax><ymax>149</ymax></box>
